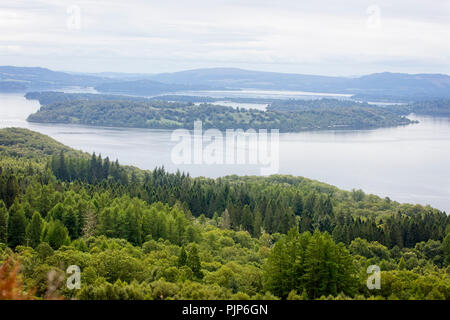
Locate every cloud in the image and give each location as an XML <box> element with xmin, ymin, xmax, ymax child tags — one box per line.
<box><xmin>0</xmin><ymin>0</ymin><xmax>449</xmax><ymax>75</ymax></box>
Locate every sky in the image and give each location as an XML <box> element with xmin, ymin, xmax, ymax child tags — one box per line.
<box><xmin>0</xmin><ymin>0</ymin><xmax>449</xmax><ymax>76</ymax></box>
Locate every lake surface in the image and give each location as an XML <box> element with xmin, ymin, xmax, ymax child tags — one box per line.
<box><xmin>1</xmin><ymin>93</ymin><xmax>449</xmax><ymax>213</ymax></box>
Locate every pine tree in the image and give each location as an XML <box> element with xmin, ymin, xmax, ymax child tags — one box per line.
<box><xmin>44</xmin><ymin>220</ymin><xmax>70</xmax><ymax>250</ymax></box>
<box><xmin>299</xmin><ymin>192</ymin><xmax>315</xmax><ymax>233</ymax></box>
<box><xmin>398</xmin><ymin>256</ymin><xmax>407</xmax><ymax>270</ymax></box>
<box><xmin>26</xmin><ymin>211</ymin><xmax>43</xmax><ymax>248</ymax></box>
<box><xmin>62</xmin><ymin>207</ymin><xmax>79</xmax><ymax>239</ymax></box>
<box><xmin>187</xmin><ymin>245</ymin><xmax>202</xmax><ymax>278</ymax></box>
<box><xmin>90</xmin><ymin>153</ymin><xmax>98</xmax><ymax>183</ymax></box>
<box><xmin>124</xmin><ymin>205</ymin><xmax>142</xmax><ymax>246</ymax></box>
<box><xmin>264</xmin><ymin>229</ymin><xmax>356</xmax><ymax>299</ymax></box>
<box><xmin>264</xmin><ymin>201</ymin><xmax>276</xmax><ymax>233</ymax></box>
<box><xmin>241</xmin><ymin>205</ymin><xmax>253</xmax><ymax>233</ymax></box>
<box><xmin>302</xmin><ymin>231</ymin><xmax>355</xmax><ymax>298</ymax></box>
<box><xmin>443</xmin><ymin>233</ymin><xmax>450</xmax><ymax>265</ymax></box>
<box><xmin>47</xmin><ymin>203</ymin><xmax>65</xmax><ymax>221</ymax></box>
<box><xmin>293</xmin><ymin>194</ymin><xmax>303</xmax><ymax>216</ymax></box>
<box><xmin>262</xmin><ymin>228</ymin><xmax>305</xmax><ymax>298</ymax></box>
<box><xmin>220</xmin><ymin>208</ymin><xmax>231</xmax><ymax>229</ymax></box>
<box><xmin>178</xmin><ymin>246</ymin><xmax>187</xmax><ymax>267</ymax></box>
<box><xmin>58</xmin><ymin>151</ymin><xmax>68</xmax><ymax>180</ymax></box>
<box><xmin>0</xmin><ymin>200</ymin><xmax>8</xmax><ymax>243</ymax></box>
<box><xmin>5</xmin><ymin>176</ymin><xmax>19</xmax><ymax>208</ymax></box>
<box><xmin>7</xmin><ymin>202</ymin><xmax>27</xmax><ymax>248</ymax></box>
<box><xmin>253</xmin><ymin>208</ymin><xmax>263</xmax><ymax>238</ymax></box>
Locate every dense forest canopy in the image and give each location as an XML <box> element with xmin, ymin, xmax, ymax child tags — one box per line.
<box><xmin>0</xmin><ymin>128</ymin><xmax>448</xmax><ymax>300</ymax></box>
<box><xmin>25</xmin><ymin>92</ymin><xmax>450</xmax><ymax>133</ymax></box>
<box><xmin>26</xmin><ymin>92</ymin><xmax>450</xmax><ymax>117</ymax></box>
<box><xmin>26</xmin><ymin>99</ymin><xmax>413</xmax><ymax>132</ymax></box>
<box><xmin>386</xmin><ymin>99</ymin><xmax>450</xmax><ymax>117</ymax></box>
<box><xmin>268</xmin><ymin>98</ymin><xmax>450</xmax><ymax>117</ymax></box>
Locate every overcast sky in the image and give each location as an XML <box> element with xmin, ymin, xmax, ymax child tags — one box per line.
<box><xmin>0</xmin><ymin>0</ymin><xmax>449</xmax><ymax>75</ymax></box>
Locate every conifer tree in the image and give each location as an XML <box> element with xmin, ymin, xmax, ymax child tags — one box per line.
<box><xmin>62</xmin><ymin>207</ymin><xmax>79</xmax><ymax>239</ymax></box>
<box><xmin>26</xmin><ymin>211</ymin><xmax>43</xmax><ymax>248</ymax></box>
<box><xmin>178</xmin><ymin>246</ymin><xmax>187</xmax><ymax>267</ymax></box>
<box><xmin>253</xmin><ymin>208</ymin><xmax>263</xmax><ymax>238</ymax></box>
<box><xmin>0</xmin><ymin>200</ymin><xmax>8</xmax><ymax>243</ymax></box>
<box><xmin>187</xmin><ymin>245</ymin><xmax>202</xmax><ymax>278</ymax></box>
<box><xmin>44</xmin><ymin>219</ymin><xmax>70</xmax><ymax>249</ymax></box>
<box><xmin>398</xmin><ymin>256</ymin><xmax>407</xmax><ymax>270</ymax></box>
<box><xmin>220</xmin><ymin>209</ymin><xmax>230</xmax><ymax>229</ymax></box>
<box><xmin>7</xmin><ymin>202</ymin><xmax>27</xmax><ymax>248</ymax></box>
<box><xmin>5</xmin><ymin>176</ymin><xmax>19</xmax><ymax>208</ymax></box>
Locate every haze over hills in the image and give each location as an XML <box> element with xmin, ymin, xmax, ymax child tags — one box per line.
<box><xmin>1</xmin><ymin>65</ymin><xmax>450</xmax><ymax>101</ymax></box>
<box><xmin>147</xmin><ymin>68</ymin><xmax>450</xmax><ymax>101</ymax></box>
<box><xmin>0</xmin><ymin>66</ymin><xmax>110</xmax><ymax>92</ymax></box>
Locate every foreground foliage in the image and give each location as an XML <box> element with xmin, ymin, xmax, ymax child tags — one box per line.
<box><xmin>0</xmin><ymin>128</ymin><xmax>448</xmax><ymax>300</ymax></box>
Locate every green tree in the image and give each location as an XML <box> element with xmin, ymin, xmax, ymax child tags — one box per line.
<box><xmin>0</xmin><ymin>200</ymin><xmax>8</xmax><ymax>243</ymax></box>
<box><xmin>5</xmin><ymin>175</ymin><xmax>19</xmax><ymax>207</ymax></box>
<box><xmin>220</xmin><ymin>209</ymin><xmax>230</xmax><ymax>229</ymax></box>
<box><xmin>241</xmin><ymin>205</ymin><xmax>253</xmax><ymax>233</ymax></box>
<box><xmin>187</xmin><ymin>245</ymin><xmax>202</xmax><ymax>278</ymax></box>
<box><xmin>62</xmin><ymin>206</ymin><xmax>79</xmax><ymax>239</ymax></box>
<box><xmin>7</xmin><ymin>202</ymin><xmax>27</xmax><ymax>248</ymax></box>
<box><xmin>293</xmin><ymin>194</ymin><xmax>303</xmax><ymax>216</ymax></box>
<box><xmin>178</xmin><ymin>246</ymin><xmax>187</xmax><ymax>267</ymax></box>
<box><xmin>26</xmin><ymin>211</ymin><xmax>44</xmax><ymax>248</ymax></box>
<box><xmin>299</xmin><ymin>192</ymin><xmax>315</xmax><ymax>233</ymax></box>
<box><xmin>262</xmin><ymin>228</ymin><xmax>306</xmax><ymax>298</ymax></box>
<box><xmin>263</xmin><ymin>229</ymin><xmax>356</xmax><ymax>299</ymax></box>
<box><xmin>44</xmin><ymin>219</ymin><xmax>70</xmax><ymax>249</ymax></box>
<box><xmin>253</xmin><ymin>208</ymin><xmax>263</xmax><ymax>238</ymax></box>
<box><xmin>398</xmin><ymin>257</ymin><xmax>406</xmax><ymax>270</ymax></box>
<box><xmin>58</xmin><ymin>150</ymin><xmax>68</xmax><ymax>180</ymax></box>
<box><xmin>442</xmin><ymin>233</ymin><xmax>450</xmax><ymax>265</ymax></box>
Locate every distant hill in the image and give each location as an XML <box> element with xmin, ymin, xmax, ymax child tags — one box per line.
<box><xmin>0</xmin><ymin>66</ymin><xmax>109</xmax><ymax>92</ymax></box>
<box><xmin>0</xmin><ymin>66</ymin><xmax>231</xmax><ymax>96</ymax></box>
<box><xmin>94</xmin><ymin>79</ymin><xmax>231</xmax><ymax>96</ymax></box>
<box><xmin>148</xmin><ymin>68</ymin><xmax>450</xmax><ymax>101</ymax></box>
<box><xmin>2</xmin><ymin>66</ymin><xmax>450</xmax><ymax>101</ymax></box>
<box><xmin>149</xmin><ymin>67</ymin><xmax>345</xmax><ymax>92</ymax></box>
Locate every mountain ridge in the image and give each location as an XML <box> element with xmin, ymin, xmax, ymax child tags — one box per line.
<box><xmin>2</xmin><ymin>65</ymin><xmax>450</xmax><ymax>100</ymax></box>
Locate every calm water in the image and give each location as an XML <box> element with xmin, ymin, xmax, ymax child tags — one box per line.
<box><xmin>1</xmin><ymin>93</ymin><xmax>449</xmax><ymax>213</ymax></box>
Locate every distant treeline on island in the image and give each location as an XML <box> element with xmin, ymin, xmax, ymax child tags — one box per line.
<box><xmin>26</xmin><ymin>93</ymin><xmax>415</xmax><ymax>132</ymax></box>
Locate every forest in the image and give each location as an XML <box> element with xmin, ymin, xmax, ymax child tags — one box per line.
<box><xmin>268</xmin><ymin>98</ymin><xmax>450</xmax><ymax>118</ymax></box>
<box><xmin>388</xmin><ymin>99</ymin><xmax>450</xmax><ymax>117</ymax></box>
<box><xmin>26</xmin><ymin>91</ymin><xmax>278</xmax><ymax>105</ymax></box>
<box><xmin>26</xmin><ymin>92</ymin><xmax>450</xmax><ymax>119</ymax></box>
<box><xmin>26</xmin><ymin>99</ymin><xmax>413</xmax><ymax>132</ymax></box>
<box><xmin>0</xmin><ymin>128</ymin><xmax>449</xmax><ymax>300</ymax></box>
